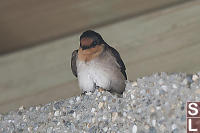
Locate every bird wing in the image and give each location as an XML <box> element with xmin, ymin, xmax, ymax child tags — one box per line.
<box><xmin>71</xmin><ymin>49</ymin><xmax>78</xmax><ymax>77</ymax></box>
<box><xmin>105</xmin><ymin>44</ymin><xmax>127</xmax><ymax>80</ymax></box>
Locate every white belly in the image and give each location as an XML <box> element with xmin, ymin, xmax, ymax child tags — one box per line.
<box><xmin>77</xmin><ymin>60</ymin><xmax>112</xmax><ymax>92</ymax></box>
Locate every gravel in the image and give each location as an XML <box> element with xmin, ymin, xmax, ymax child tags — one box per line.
<box><xmin>1</xmin><ymin>72</ymin><xmax>200</xmax><ymax>133</ymax></box>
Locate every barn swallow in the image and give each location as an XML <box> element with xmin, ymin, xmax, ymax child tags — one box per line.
<box><xmin>71</xmin><ymin>30</ymin><xmax>127</xmax><ymax>94</ymax></box>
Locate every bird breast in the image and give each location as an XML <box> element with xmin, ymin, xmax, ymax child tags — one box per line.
<box><xmin>76</xmin><ymin>56</ymin><xmax>115</xmax><ymax>91</ymax></box>
<box><xmin>78</xmin><ymin>44</ymin><xmax>104</xmax><ymax>62</ymax></box>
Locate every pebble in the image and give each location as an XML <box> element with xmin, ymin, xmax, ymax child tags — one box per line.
<box><xmin>171</xmin><ymin>124</ymin><xmax>177</xmax><ymax>130</ymax></box>
<box><xmin>35</xmin><ymin>106</ymin><xmax>40</xmax><ymax>111</ymax></box>
<box><xmin>131</xmin><ymin>94</ymin><xmax>135</xmax><ymax>100</ymax></box>
<box><xmin>152</xmin><ymin>119</ymin><xmax>156</xmax><ymax>127</ymax></box>
<box><xmin>132</xmin><ymin>82</ymin><xmax>138</xmax><ymax>87</ymax></box>
<box><xmin>150</xmin><ymin>107</ymin><xmax>155</xmax><ymax>113</ymax></box>
<box><xmin>28</xmin><ymin>127</ymin><xmax>33</xmax><ymax>132</ymax></box>
<box><xmin>195</xmin><ymin>89</ymin><xmax>200</xmax><ymax>94</ymax></box>
<box><xmin>98</xmin><ymin>102</ymin><xmax>104</xmax><ymax>109</ymax></box>
<box><xmin>112</xmin><ymin>112</ymin><xmax>118</xmax><ymax>122</ymax></box>
<box><xmin>54</xmin><ymin>111</ymin><xmax>60</xmax><ymax>117</ymax></box>
<box><xmin>19</xmin><ymin>106</ymin><xmax>24</xmax><ymax>111</ymax></box>
<box><xmin>149</xmin><ymin>127</ymin><xmax>157</xmax><ymax>133</ymax></box>
<box><xmin>103</xmin><ymin>96</ymin><xmax>107</xmax><ymax>101</ymax></box>
<box><xmin>103</xmin><ymin>127</ymin><xmax>108</xmax><ymax>132</ymax></box>
<box><xmin>76</xmin><ymin>96</ymin><xmax>81</xmax><ymax>102</ymax></box>
<box><xmin>47</xmin><ymin>127</ymin><xmax>53</xmax><ymax>133</ymax></box>
<box><xmin>161</xmin><ymin>85</ymin><xmax>168</xmax><ymax>91</ymax></box>
<box><xmin>192</xmin><ymin>74</ymin><xmax>199</xmax><ymax>81</ymax></box>
<box><xmin>91</xmin><ymin>108</ymin><xmax>96</xmax><ymax>113</ymax></box>
<box><xmin>0</xmin><ymin>72</ymin><xmax>199</xmax><ymax>133</ymax></box>
<box><xmin>132</xmin><ymin>125</ymin><xmax>137</xmax><ymax>133</ymax></box>
<box><xmin>172</xmin><ymin>84</ymin><xmax>178</xmax><ymax>89</ymax></box>
<box><xmin>72</xmin><ymin>112</ymin><xmax>76</xmax><ymax>118</ymax></box>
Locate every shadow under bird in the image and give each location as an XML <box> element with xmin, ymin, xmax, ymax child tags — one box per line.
<box><xmin>71</xmin><ymin>30</ymin><xmax>127</xmax><ymax>94</ymax></box>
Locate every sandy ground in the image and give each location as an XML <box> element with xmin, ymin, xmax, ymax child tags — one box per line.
<box><xmin>1</xmin><ymin>73</ymin><xmax>200</xmax><ymax>132</ymax></box>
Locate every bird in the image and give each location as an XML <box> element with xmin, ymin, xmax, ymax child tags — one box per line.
<box><xmin>71</xmin><ymin>30</ymin><xmax>127</xmax><ymax>94</ymax></box>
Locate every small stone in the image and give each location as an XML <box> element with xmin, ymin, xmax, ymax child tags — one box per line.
<box><xmin>150</xmin><ymin>107</ymin><xmax>155</xmax><ymax>113</ymax></box>
<box><xmin>112</xmin><ymin>99</ymin><xmax>116</xmax><ymax>103</ymax></box>
<box><xmin>127</xmin><ymin>115</ymin><xmax>132</xmax><ymax>119</ymax></box>
<box><xmin>182</xmin><ymin>78</ymin><xmax>188</xmax><ymax>85</ymax></box>
<box><xmin>103</xmin><ymin>115</ymin><xmax>107</xmax><ymax>120</ymax></box>
<box><xmin>23</xmin><ymin>115</ymin><xmax>27</xmax><ymax>122</ymax></box>
<box><xmin>68</xmin><ymin>110</ymin><xmax>74</xmax><ymax>114</ymax></box>
<box><xmin>131</xmin><ymin>94</ymin><xmax>135</xmax><ymax>100</ymax></box>
<box><xmin>137</xmin><ymin>108</ymin><xmax>142</xmax><ymax>113</ymax></box>
<box><xmin>48</xmin><ymin>112</ymin><xmax>53</xmax><ymax>118</ymax></box>
<box><xmin>140</xmin><ymin>89</ymin><xmax>145</xmax><ymax>95</ymax></box>
<box><xmin>54</xmin><ymin>110</ymin><xmax>60</xmax><ymax>117</ymax></box>
<box><xmin>29</xmin><ymin>107</ymin><xmax>34</xmax><ymax>111</ymax></box>
<box><xmin>28</xmin><ymin>127</ymin><xmax>33</xmax><ymax>132</ymax></box>
<box><xmin>158</xmin><ymin>79</ymin><xmax>164</xmax><ymax>85</ymax></box>
<box><xmin>98</xmin><ymin>102</ymin><xmax>104</xmax><ymax>109</ymax></box>
<box><xmin>57</xmin><ymin>122</ymin><xmax>61</xmax><ymax>126</ymax></box>
<box><xmin>112</xmin><ymin>112</ymin><xmax>118</xmax><ymax>122</ymax></box>
<box><xmin>180</xmin><ymin>103</ymin><xmax>185</xmax><ymax>111</ymax></box>
<box><xmin>152</xmin><ymin>120</ymin><xmax>156</xmax><ymax>127</ymax></box>
<box><xmin>97</xmin><ymin>92</ymin><xmax>101</xmax><ymax>97</ymax></box>
<box><xmin>47</xmin><ymin>127</ymin><xmax>53</xmax><ymax>133</ymax></box>
<box><xmin>18</xmin><ymin>128</ymin><xmax>23</xmax><ymax>132</ymax></box>
<box><xmin>195</xmin><ymin>89</ymin><xmax>200</xmax><ymax>94</ymax></box>
<box><xmin>63</xmin><ymin>120</ymin><xmax>71</xmax><ymax>128</ymax></box>
<box><xmin>19</xmin><ymin>106</ymin><xmax>24</xmax><ymax>111</ymax></box>
<box><xmin>161</xmin><ymin>85</ymin><xmax>168</xmax><ymax>91</ymax></box>
<box><xmin>103</xmin><ymin>96</ymin><xmax>107</xmax><ymax>101</ymax></box>
<box><xmin>149</xmin><ymin>127</ymin><xmax>157</xmax><ymax>133</ymax></box>
<box><xmin>132</xmin><ymin>82</ymin><xmax>138</xmax><ymax>87</ymax></box>
<box><xmin>192</xmin><ymin>74</ymin><xmax>199</xmax><ymax>81</ymax></box>
<box><xmin>53</xmin><ymin>102</ymin><xmax>62</xmax><ymax>110</ymax></box>
<box><xmin>36</xmin><ymin>106</ymin><xmax>41</xmax><ymax>111</ymax></box>
<box><xmin>89</xmin><ymin>126</ymin><xmax>97</xmax><ymax>133</ymax></box>
<box><xmin>132</xmin><ymin>125</ymin><xmax>137</xmax><ymax>133</ymax></box>
<box><xmin>76</xmin><ymin>96</ymin><xmax>81</xmax><ymax>102</ymax></box>
<box><xmin>181</xmin><ymin>115</ymin><xmax>186</xmax><ymax>121</ymax></box>
<box><xmin>91</xmin><ymin>108</ymin><xmax>96</xmax><ymax>113</ymax></box>
<box><xmin>69</xmin><ymin>99</ymin><xmax>74</xmax><ymax>104</ymax></box>
<box><xmin>87</xmin><ymin>123</ymin><xmax>92</xmax><ymax>128</ymax></box>
<box><xmin>92</xmin><ymin>117</ymin><xmax>96</xmax><ymax>123</ymax></box>
<box><xmin>156</xmin><ymin>106</ymin><xmax>161</xmax><ymax>110</ymax></box>
<box><xmin>72</xmin><ymin>112</ymin><xmax>76</xmax><ymax>118</ymax></box>
<box><xmin>17</xmin><ymin>111</ymin><xmax>23</xmax><ymax>115</ymax></box>
<box><xmin>171</xmin><ymin>124</ymin><xmax>177</xmax><ymax>130</ymax></box>
<box><xmin>33</xmin><ymin>124</ymin><xmax>39</xmax><ymax>131</ymax></box>
<box><xmin>145</xmin><ymin>125</ymin><xmax>150</xmax><ymax>130</ymax></box>
<box><xmin>123</xmin><ymin>112</ymin><xmax>127</xmax><ymax>117</ymax></box>
<box><xmin>172</xmin><ymin>84</ymin><xmax>178</xmax><ymax>89</ymax></box>
<box><xmin>155</xmin><ymin>89</ymin><xmax>159</xmax><ymax>95</ymax></box>
<box><xmin>160</xmin><ymin>125</ymin><xmax>166</xmax><ymax>132</ymax></box>
<box><xmin>103</xmin><ymin>127</ymin><xmax>108</xmax><ymax>132</ymax></box>
<box><xmin>76</xmin><ymin>114</ymin><xmax>81</xmax><ymax>120</ymax></box>
<box><xmin>172</xmin><ymin>129</ymin><xmax>179</xmax><ymax>133</ymax></box>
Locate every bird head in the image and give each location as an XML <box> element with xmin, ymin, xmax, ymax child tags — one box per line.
<box><xmin>80</xmin><ymin>30</ymin><xmax>105</xmax><ymax>50</ymax></box>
